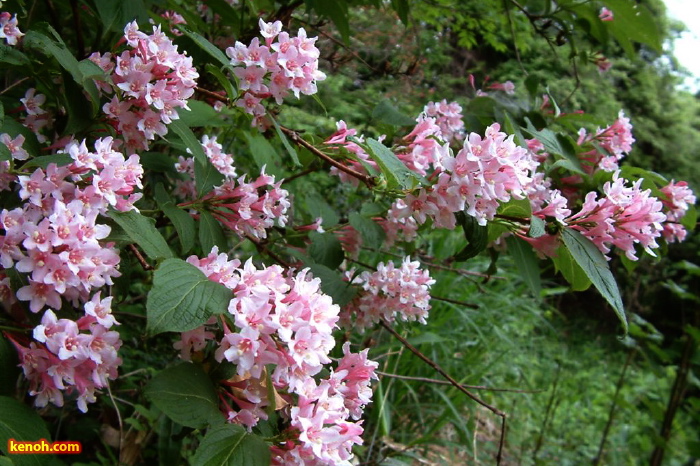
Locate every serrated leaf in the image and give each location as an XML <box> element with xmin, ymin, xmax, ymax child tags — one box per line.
<box><xmin>146</xmin><ymin>258</ymin><xmax>231</xmax><ymax>335</ymax></box>
<box><xmin>552</xmin><ymin>244</ymin><xmax>591</xmax><ymax>291</ymax></box>
<box><xmin>206</xmin><ymin>64</ymin><xmax>237</xmax><ymax>101</ymax></box>
<box><xmin>561</xmin><ymin>228</ymin><xmax>627</xmax><ymax>333</ymax></box>
<box><xmin>177</xmin><ymin>26</ymin><xmax>231</xmax><ymax>68</ymax></box>
<box><xmin>169</xmin><ymin>117</ymin><xmax>207</xmax><ymax>166</ymax></box>
<box><xmin>305</xmin><ymin>193</ymin><xmax>339</xmax><ymax>227</ymax></box>
<box><xmin>0</xmin><ymin>43</ymin><xmax>30</xmax><ymax>66</ymax></box>
<box><xmin>109</xmin><ymin>210</ymin><xmax>174</xmax><ymax>260</ymax></box>
<box><xmin>191</xmin><ymin>424</ymin><xmax>270</xmax><ymax>466</ymax></box>
<box><xmin>0</xmin><ymin>143</ymin><xmax>10</xmax><ymax>162</ymax></box>
<box><xmin>198</xmin><ymin>210</ymin><xmax>228</xmax><ymax>257</ymax></box>
<box><xmin>0</xmin><ymin>396</ymin><xmax>52</xmax><ymax>466</ymax></box>
<box><xmin>177</xmin><ymin>100</ymin><xmax>226</xmax><ymax>128</ymax></box>
<box><xmin>24</xmin><ymin>27</ymin><xmax>100</xmax><ymax>115</ymax></box>
<box><xmin>349</xmin><ymin>212</ymin><xmax>386</xmax><ymax>249</ymax></box>
<box><xmin>604</xmin><ymin>0</ymin><xmax>662</xmax><ymax>56</ymax></box>
<box><xmin>505</xmin><ymin>236</ymin><xmax>541</xmax><ymax>298</ymax></box>
<box><xmin>372</xmin><ymin>100</ymin><xmax>416</xmax><ymax>126</ymax></box>
<box><xmin>155</xmin><ymin>184</ymin><xmax>196</xmax><ymax>255</ymax></box>
<box><xmin>195</xmin><ymin>157</ymin><xmax>225</xmax><ymax>197</ymax></box>
<box><xmin>0</xmin><ymin>336</ymin><xmax>19</xmax><ymax>396</ymax></box>
<box><xmin>271</xmin><ymin>118</ymin><xmax>300</xmax><ymax>167</ymax></box>
<box><xmin>454</xmin><ymin>212</ymin><xmax>488</xmax><ymax>261</ymax></box>
<box><xmin>94</xmin><ymin>0</ymin><xmax>149</xmax><ymax>33</ymax></box>
<box><xmin>497</xmin><ymin>197</ymin><xmax>532</xmax><ymax>219</ymax></box>
<box><xmin>365</xmin><ymin>138</ymin><xmax>422</xmax><ymax>190</ymax></box>
<box><xmin>529</xmin><ymin>216</ymin><xmax>546</xmax><ymax>238</ymax></box>
<box><xmin>680</xmin><ymin>204</ymin><xmax>697</xmax><ymax>232</ymax></box>
<box><xmin>523</xmin><ymin>119</ymin><xmax>585</xmax><ymax>174</ymax></box>
<box><xmin>308</xmin><ymin>231</ymin><xmax>344</xmax><ymax>269</ymax></box>
<box><xmin>244</xmin><ymin>132</ymin><xmax>283</xmax><ymax>178</ymax></box>
<box><xmin>145</xmin><ymin>363</ymin><xmax>224</xmax><ymax>429</ymax></box>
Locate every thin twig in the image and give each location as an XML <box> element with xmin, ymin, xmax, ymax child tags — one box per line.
<box><xmin>379</xmin><ymin>319</ymin><xmax>507</xmax><ymax>464</ymax></box>
<box><xmin>248</xmin><ymin>236</ymin><xmax>294</xmax><ymax>268</ymax></box>
<box><xmin>128</xmin><ymin>244</ymin><xmax>153</xmax><ymax>271</ymax></box>
<box><xmin>279</xmin><ymin>126</ymin><xmax>375</xmax><ymax>188</ymax></box>
<box><xmin>376</xmin><ymin>371</ymin><xmax>543</xmax><ymax>393</ymax></box>
<box><xmin>195</xmin><ymin>86</ymin><xmax>230</xmax><ymax>104</ymax></box>
<box><xmin>106</xmin><ymin>383</ymin><xmax>124</xmax><ymax>463</ymax></box>
<box><xmin>282</xmin><ymin>166</ymin><xmax>319</xmax><ymax>185</ymax></box>
<box><xmin>593</xmin><ymin>348</ymin><xmax>635</xmax><ymax>465</ymax></box>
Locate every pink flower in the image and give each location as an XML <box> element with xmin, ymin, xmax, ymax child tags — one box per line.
<box><xmin>0</xmin><ymin>12</ymin><xmax>24</xmax><ymax>45</ymax></box>
<box><xmin>599</xmin><ymin>7</ymin><xmax>614</xmax><ymax>21</ymax></box>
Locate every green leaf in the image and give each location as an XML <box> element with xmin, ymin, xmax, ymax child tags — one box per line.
<box><xmin>454</xmin><ymin>212</ymin><xmax>488</xmax><ymax>261</ymax></box>
<box><xmin>0</xmin><ymin>142</ymin><xmax>10</xmax><ymax>162</ymax></box>
<box><xmin>0</xmin><ymin>335</ymin><xmax>19</xmax><ymax>396</ymax></box>
<box><xmin>309</xmin><ymin>0</ymin><xmax>350</xmax><ymax>42</ymax></box>
<box><xmin>552</xmin><ymin>244</ymin><xmax>591</xmax><ymax>291</ymax></box>
<box><xmin>244</xmin><ymin>132</ymin><xmax>283</xmax><ymax>179</ymax></box>
<box><xmin>307</xmin><ymin>264</ymin><xmax>357</xmax><ymax>306</ymax></box>
<box><xmin>176</xmin><ymin>26</ymin><xmax>231</xmax><ymax>68</ymax></box>
<box><xmin>680</xmin><ymin>204</ymin><xmax>697</xmax><ymax>232</ymax></box>
<box><xmin>177</xmin><ymin>100</ymin><xmax>226</xmax><ymax>128</ymax></box>
<box><xmin>349</xmin><ymin>212</ymin><xmax>386</xmax><ymax>249</ymax></box>
<box><xmin>140</xmin><ymin>152</ymin><xmax>178</xmax><ymax>174</ymax></box>
<box><xmin>604</xmin><ymin>0</ymin><xmax>662</xmax><ymax>56</ymax></box>
<box><xmin>523</xmin><ymin>119</ymin><xmax>585</xmax><ymax>175</ymax></box>
<box><xmin>145</xmin><ymin>363</ymin><xmax>224</xmax><ymax>429</ymax></box>
<box><xmin>271</xmin><ymin>118</ymin><xmax>300</xmax><ymax>167</ymax></box>
<box><xmin>529</xmin><ymin>216</ymin><xmax>546</xmax><ymax>238</ymax></box>
<box><xmin>308</xmin><ymin>231</ymin><xmax>344</xmax><ymax>269</ymax></box>
<box><xmin>199</xmin><ymin>210</ymin><xmax>228</xmax><ymax>255</ymax></box>
<box><xmin>505</xmin><ymin>236</ymin><xmax>541</xmax><ymax>298</ymax></box>
<box><xmin>24</xmin><ymin>27</ymin><xmax>100</xmax><ymax>115</ymax></box>
<box><xmin>195</xmin><ymin>157</ymin><xmax>225</xmax><ymax>197</ymax></box>
<box><xmin>169</xmin><ymin>118</ymin><xmax>207</xmax><ymax>165</ymax></box>
<box><xmin>146</xmin><ymin>258</ymin><xmax>231</xmax><ymax>335</ymax></box>
<box><xmin>561</xmin><ymin>228</ymin><xmax>627</xmax><ymax>333</ymax></box>
<box><xmin>0</xmin><ymin>396</ymin><xmax>52</xmax><ymax>466</ymax></box>
<box><xmin>305</xmin><ymin>193</ymin><xmax>339</xmax><ymax>227</ymax></box>
<box><xmin>109</xmin><ymin>210</ymin><xmax>174</xmax><ymax>260</ymax></box>
<box><xmin>390</xmin><ymin>0</ymin><xmax>410</xmax><ymax>24</ymax></box>
<box><xmin>497</xmin><ymin>197</ymin><xmax>532</xmax><ymax>219</ymax></box>
<box><xmin>0</xmin><ymin>101</ymin><xmax>4</xmax><ymax>130</ymax></box>
<box><xmin>191</xmin><ymin>424</ymin><xmax>270</xmax><ymax>466</ymax></box>
<box><xmin>372</xmin><ymin>100</ymin><xmax>416</xmax><ymax>126</ymax></box>
<box><xmin>155</xmin><ymin>184</ymin><xmax>196</xmax><ymax>255</ymax></box>
<box><xmin>365</xmin><ymin>138</ymin><xmax>422</xmax><ymax>190</ymax></box>
<box><xmin>206</xmin><ymin>64</ymin><xmax>237</xmax><ymax>101</ymax></box>
<box><xmin>94</xmin><ymin>0</ymin><xmax>149</xmax><ymax>33</ymax></box>
<box><xmin>0</xmin><ymin>44</ymin><xmax>30</xmax><ymax>66</ymax></box>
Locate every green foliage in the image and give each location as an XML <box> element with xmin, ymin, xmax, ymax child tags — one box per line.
<box><xmin>146</xmin><ymin>258</ymin><xmax>231</xmax><ymax>334</ymax></box>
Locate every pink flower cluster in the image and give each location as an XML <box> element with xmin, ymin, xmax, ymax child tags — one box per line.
<box><xmin>325</xmin><ymin>120</ymin><xmax>379</xmax><ymax>185</ymax></box>
<box><xmin>95</xmin><ymin>21</ymin><xmax>199</xmax><ymax>152</ymax></box>
<box><xmin>182</xmin><ymin>249</ymin><xmax>377</xmax><ymax>465</ymax></box>
<box><xmin>12</xmin><ymin>294</ymin><xmax>121</xmax><ymax>413</ymax></box>
<box><xmin>396</xmin><ymin>118</ymin><xmax>449</xmax><ymax>176</ymax></box>
<box><xmin>659</xmin><ymin>180</ymin><xmax>696</xmax><ymax>242</ymax></box>
<box><xmin>577</xmin><ymin>111</ymin><xmax>634</xmax><ymax>172</ymax></box>
<box><xmin>342</xmin><ymin>257</ymin><xmax>435</xmax><ymax>333</ymax></box>
<box><xmin>227</xmin><ymin>19</ymin><xmax>326</xmax><ymax>127</ymax></box>
<box><xmin>172</xmin><ymin>133</ymin><xmax>236</xmax><ymax>200</ymax></box>
<box><xmin>420</xmin><ymin>99</ymin><xmax>465</xmax><ymax>145</ymax></box>
<box><xmin>18</xmin><ymin>88</ymin><xmax>52</xmax><ymax>143</ymax></box>
<box><xmin>0</xmin><ymin>137</ymin><xmax>142</xmax><ymax>311</ymax></box>
<box><xmin>566</xmin><ymin>172</ymin><xmax>666</xmax><ymax>260</ymax></box>
<box><xmin>0</xmin><ymin>11</ymin><xmax>23</xmax><ymax>45</ymax></box>
<box><xmin>200</xmin><ymin>171</ymin><xmax>290</xmax><ymax>240</ymax></box>
<box><xmin>386</xmin><ymin>123</ymin><xmax>537</xmax><ymax>242</ymax></box>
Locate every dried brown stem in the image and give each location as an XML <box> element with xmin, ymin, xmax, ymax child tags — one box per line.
<box><xmin>376</xmin><ymin>371</ymin><xmax>542</xmax><ymax>393</ymax></box>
